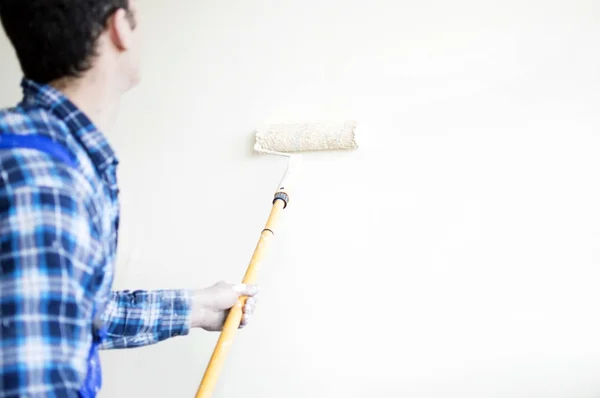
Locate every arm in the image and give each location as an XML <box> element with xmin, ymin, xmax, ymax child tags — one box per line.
<box><xmin>0</xmin><ymin>173</ymin><xmax>101</xmax><ymax>397</ymax></box>
<box><xmin>99</xmin><ymin>283</ymin><xmax>261</xmax><ymax>350</ymax></box>
<box><xmin>99</xmin><ymin>289</ymin><xmax>192</xmax><ymax>349</ymax></box>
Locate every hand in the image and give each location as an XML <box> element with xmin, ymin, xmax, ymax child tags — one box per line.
<box><xmin>191</xmin><ymin>281</ymin><xmax>260</xmax><ymax>331</ymax></box>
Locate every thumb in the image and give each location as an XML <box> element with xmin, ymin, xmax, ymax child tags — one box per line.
<box><xmin>232</xmin><ymin>283</ymin><xmax>260</xmax><ymax>297</ymax></box>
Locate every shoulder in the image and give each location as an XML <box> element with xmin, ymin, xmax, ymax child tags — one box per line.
<box><xmin>0</xmin><ymin>105</ymin><xmax>93</xmax><ymax>195</ymax></box>
<box><xmin>0</xmin><ymin>104</ymin><xmax>71</xmax><ymax>140</ymax></box>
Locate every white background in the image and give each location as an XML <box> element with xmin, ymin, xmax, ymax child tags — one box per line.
<box><xmin>2</xmin><ymin>0</ymin><xmax>600</xmax><ymax>397</ymax></box>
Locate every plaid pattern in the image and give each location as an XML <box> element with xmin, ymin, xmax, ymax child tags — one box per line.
<box><xmin>0</xmin><ymin>79</ymin><xmax>191</xmax><ymax>397</ymax></box>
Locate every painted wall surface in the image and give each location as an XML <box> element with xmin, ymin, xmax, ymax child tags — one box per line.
<box><xmin>2</xmin><ymin>1</ymin><xmax>600</xmax><ymax>397</ymax></box>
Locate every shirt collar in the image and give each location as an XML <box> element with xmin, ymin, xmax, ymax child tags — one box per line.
<box><xmin>20</xmin><ymin>78</ymin><xmax>119</xmax><ymax>172</ymax></box>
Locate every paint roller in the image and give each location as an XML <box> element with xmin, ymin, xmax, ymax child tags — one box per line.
<box><xmin>194</xmin><ymin>121</ymin><xmax>358</xmax><ymax>398</ymax></box>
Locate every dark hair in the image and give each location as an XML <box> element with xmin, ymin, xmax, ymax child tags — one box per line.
<box><xmin>0</xmin><ymin>0</ymin><xmax>135</xmax><ymax>84</ymax></box>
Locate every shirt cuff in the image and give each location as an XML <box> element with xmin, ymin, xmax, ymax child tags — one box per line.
<box><xmin>157</xmin><ymin>289</ymin><xmax>192</xmax><ymax>340</ymax></box>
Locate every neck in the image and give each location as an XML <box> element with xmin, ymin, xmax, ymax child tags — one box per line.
<box><xmin>50</xmin><ymin>72</ymin><xmax>121</xmax><ymax>134</ymax></box>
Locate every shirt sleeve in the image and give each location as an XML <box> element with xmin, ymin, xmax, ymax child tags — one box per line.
<box><xmin>99</xmin><ymin>289</ymin><xmax>192</xmax><ymax>349</ymax></box>
<box><xmin>0</xmin><ymin>166</ymin><xmax>103</xmax><ymax>397</ymax></box>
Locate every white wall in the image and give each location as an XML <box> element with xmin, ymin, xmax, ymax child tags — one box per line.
<box><xmin>2</xmin><ymin>0</ymin><xmax>600</xmax><ymax>397</ymax></box>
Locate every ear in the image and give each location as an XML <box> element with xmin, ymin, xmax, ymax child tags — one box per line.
<box><xmin>106</xmin><ymin>8</ymin><xmax>134</xmax><ymax>51</ymax></box>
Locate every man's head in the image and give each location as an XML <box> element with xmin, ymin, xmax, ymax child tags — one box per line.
<box><xmin>0</xmin><ymin>0</ymin><xmax>142</xmax><ymax>92</ymax></box>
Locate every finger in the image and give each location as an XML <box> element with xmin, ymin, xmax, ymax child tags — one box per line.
<box><xmin>240</xmin><ymin>297</ymin><xmax>257</xmax><ymax>329</ymax></box>
<box><xmin>239</xmin><ymin>312</ymin><xmax>251</xmax><ymax>329</ymax></box>
<box><xmin>243</xmin><ymin>297</ymin><xmax>257</xmax><ymax>315</ymax></box>
<box><xmin>233</xmin><ymin>283</ymin><xmax>260</xmax><ymax>297</ymax></box>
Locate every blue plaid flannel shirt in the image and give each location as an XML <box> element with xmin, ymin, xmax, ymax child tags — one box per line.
<box><xmin>0</xmin><ymin>79</ymin><xmax>191</xmax><ymax>397</ymax></box>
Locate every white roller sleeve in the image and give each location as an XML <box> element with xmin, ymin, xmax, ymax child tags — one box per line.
<box><xmin>254</xmin><ymin>121</ymin><xmax>358</xmax><ymax>153</ymax></box>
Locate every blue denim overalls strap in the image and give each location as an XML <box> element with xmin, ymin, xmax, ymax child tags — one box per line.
<box><xmin>0</xmin><ymin>133</ymin><xmax>106</xmax><ymax>398</ymax></box>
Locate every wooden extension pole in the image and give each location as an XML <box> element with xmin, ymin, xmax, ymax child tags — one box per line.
<box><xmin>194</xmin><ymin>189</ymin><xmax>290</xmax><ymax>398</ymax></box>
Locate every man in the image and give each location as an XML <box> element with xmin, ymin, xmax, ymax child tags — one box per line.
<box><xmin>0</xmin><ymin>1</ymin><xmax>259</xmax><ymax>397</ymax></box>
